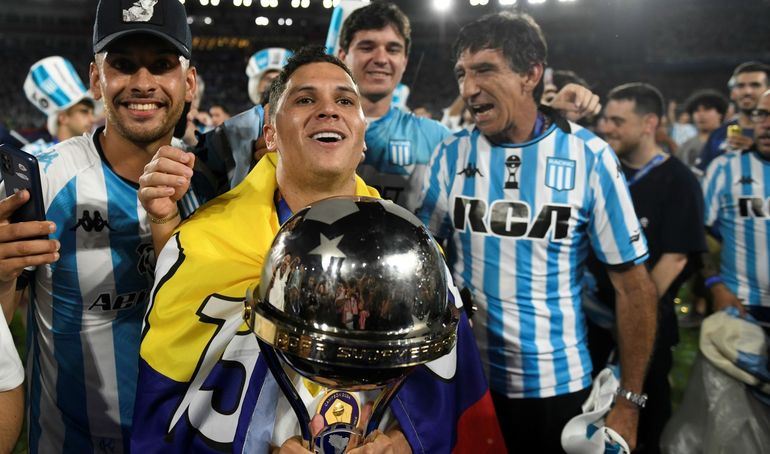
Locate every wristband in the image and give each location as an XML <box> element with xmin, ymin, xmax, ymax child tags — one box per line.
<box><xmin>148</xmin><ymin>210</ymin><xmax>180</xmax><ymax>225</ymax></box>
<box><xmin>704</xmin><ymin>276</ymin><xmax>722</xmax><ymax>288</ymax></box>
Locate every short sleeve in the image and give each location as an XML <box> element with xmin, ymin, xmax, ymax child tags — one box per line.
<box><xmin>587</xmin><ymin>146</ymin><xmax>649</xmax><ymax>266</ymax></box>
<box><xmin>0</xmin><ymin>310</ymin><xmax>24</xmax><ymax>392</ymax></box>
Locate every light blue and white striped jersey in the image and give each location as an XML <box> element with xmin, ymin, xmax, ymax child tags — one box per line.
<box><xmin>22</xmin><ymin>139</ymin><xmax>59</xmax><ymax>171</ymax></box>
<box><xmin>358</xmin><ymin>106</ymin><xmax>452</xmax><ymax>211</ymax></box>
<box><xmin>703</xmin><ymin>150</ymin><xmax>770</xmax><ymax>308</ymax></box>
<box><xmin>26</xmin><ymin>128</ymin><xmax>154</xmax><ymax>454</ymax></box>
<box><xmin>417</xmin><ymin>120</ymin><xmax>648</xmax><ymax>398</ymax></box>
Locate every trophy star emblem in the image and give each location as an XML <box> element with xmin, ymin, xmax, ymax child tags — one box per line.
<box><xmin>309</xmin><ymin>234</ymin><xmax>346</xmax><ymax>269</ymax></box>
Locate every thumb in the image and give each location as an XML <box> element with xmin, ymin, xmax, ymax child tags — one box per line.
<box><xmin>0</xmin><ymin>190</ymin><xmax>30</xmax><ymax>221</ymax></box>
<box><xmin>310</xmin><ymin>414</ymin><xmax>325</xmax><ymax>438</ymax></box>
<box><xmin>185</xmin><ymin>152</ymin><xmax>196</xmax><ymax>170</ymax></box>
<box><xmin>357</xmin><ymin>401</ymin><xmax>373</xmax><ymax>432</ymax></box>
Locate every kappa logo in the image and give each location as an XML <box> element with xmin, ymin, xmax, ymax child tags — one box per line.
<box><xmin>457</xmin><ymin>164</ymin><xmax>483</xmax><ymax>178</ymax></box>
<box><xmin>737</xmin><ymin>176</ymin><xmax>756</xmax><ymax>185</ymax></box>
<box><xmin>122</xmin><ymin>0</ymin><xmax>158</xmax><ymax>23</ymax></box>
<box><xmin>71</xmin><ymin>210</ymin><xmax>114</xmax><ymax>232</ymax></box>
<box><xmin>629</xmin><ymin>229</ymin><xmax>642</xmax><ymax>244</ymax></box>
<box><xmin>34</xmin><ymin>150</ymin><xmax>58</xmax><ymax>172</ymax></box>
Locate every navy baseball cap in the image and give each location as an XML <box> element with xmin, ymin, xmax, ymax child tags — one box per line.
<box><xmin>93</xmin><ymin>0</ymin><xmax>192</xmax><ymax>59</ymax></box>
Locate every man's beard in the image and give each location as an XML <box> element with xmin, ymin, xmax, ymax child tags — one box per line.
<box><xmin>104</xmin><ymin>102</ymin><xmax>182</xmax><ymax>145</ymax></box>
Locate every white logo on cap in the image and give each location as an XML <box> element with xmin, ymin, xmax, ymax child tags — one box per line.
<box><xmin>123</xmin><ymin>0</ymin><xmax>158</xmax><ymax>22</ymax></box>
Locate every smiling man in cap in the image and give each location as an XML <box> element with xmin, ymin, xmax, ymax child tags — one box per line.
<box><xmin>0</xmin><ymin>0</ymin><xmax>196</xmax><ymax>452</ymax></box>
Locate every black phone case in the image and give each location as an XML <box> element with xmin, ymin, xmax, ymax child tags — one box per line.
<box><xmin>0</xmin><ymin>144</ymin><xmax>46</xmax><ymax>225</ymax></box>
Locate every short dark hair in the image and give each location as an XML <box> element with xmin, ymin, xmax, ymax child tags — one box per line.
<box><xmin>454</xmin><ymin>12</ymin><xmax>548</xmax><ymax>101</ymax></box>
<box><xmin>607</xmin><ymin>82</ymin><xmax>665</xmax><ymax>120</ymax></box>
<box><xmin>552</xmin><ymin>70</ymin><xmax>590</xmax><ymax>90</ymax></box>
<box><xmin>209</xmin><ymin>104</ymin><xmax>229</xmax><ymax>114</ymax></box>
<box><xmin>268</xmin><ymin>46</ymin><xmax>355</xmax><ymax>122</ymax></box>
<box><xmin>339</xmin><ymin>2</ymin><xmax>411</xmax><ymax>56</ymax></box>
<box><xmin>732</xmin><ymin>61</ymin><xmax>770</xmax><ymax>81</ymax></box>
<box><xmin>684</xmin><ymin>89</ymin><xmax>728</xmax><ymax>119</ymax></box>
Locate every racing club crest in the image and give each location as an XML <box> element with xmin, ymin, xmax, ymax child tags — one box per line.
<box><xmin>545</xmin><ymin>157</ymin><xmax>576</xmax><ymax>191</ymax></box>
<box><xmin>388</xmin><ymin>140</ymin><xmax>413</xmax><ymax>166</ymax></box>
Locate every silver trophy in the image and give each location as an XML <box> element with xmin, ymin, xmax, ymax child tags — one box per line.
<box><xmin>244</xmin><ymin>197</ymin><xmax>459</xmax><ymax>453</ymax></box>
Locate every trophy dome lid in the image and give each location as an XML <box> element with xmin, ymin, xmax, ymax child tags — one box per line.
<box><xmin>246</xmin><ymin>197</ymin><xmax>459</xmax><ymax>387</ymax></box>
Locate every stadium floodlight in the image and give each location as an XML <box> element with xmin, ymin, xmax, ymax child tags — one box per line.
<box><xmin>301</xmin><ymin>0</ymin><xmax>310</xmax><ymax>7</ymax></box>
<box><xmin>278</xmin><ymin>18</ymin><xmax>285</xmax><ymax>25</ymax></box>
<box><xmin>291</xmin><ymin>0</ymin><xmax>300</xmax><ymax>7</ymax></box>
<box><xmin>499</xmin><ymin>0</ymin><xmax>517</xmax><ymax>5</ymax></box>
<box><xmin>270</xmin><ymin>0</ymin><xmax>278</xmax><ymax>6</ymax></box>
<box><xmin>286</xmin><ymin>18</ymin><xmax>293</xmax><ymax>25</ymax></box>
<box><xmin>323</xmin><ymin>0</ymin><xmax>332</xmax><ymax>7</ymax></box>
<box><xmin>200</xmin><ymin>0</ymin><xmax>209</xmax><ymax>6</ymax></box>
<box><xmin>179</xmin><ymin>0</ymin><xmax>185</xmax><ymax>5</ymax></box>
<box><xmin>255</xmin><ymin>16</ymin><xmax>269</xmax><ymax>25</ymax></box>
<box><xmin>204</xmin><ymin>16</ymin><xmax>212</xmax><ymax>24</ymax></box>
<box><xmin>528</xmin><ymin>0</ymin><xmax>546</xmax><ymax>4</ymax></box>
<box><xmin>432</xmin><ymin>0</ymin><xmax>452</xmax><ymax>12</ymax></box>
<box><xmin>211</xmin><ymin>0</ymin><xmax>219</xmax><ymax>5</ymax></box>
<box><xmin>243</xmin><ymin>0</ymin><xmax>252</xmax><ymax>6</ymax></box>
<box><xmin>260</xmin><ymin>0</ymin><xmax>269</xmax><ymax>6</ymax></box>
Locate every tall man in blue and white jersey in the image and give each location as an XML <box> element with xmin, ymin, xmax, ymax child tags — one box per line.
<box><xmin>0</xmin><ymin>0</ymin><xmax>197</xmax><ymax>452</ymax></box>
<box><xmin>416</xmin><ymin>12</ymin><xmax>658</xmax><ymax>453</ymax></box>
<box><xmin>695</xmin><ymin>62</ymin><xmax>770</xmax><ymax>172</ymax></box>
<box><xmin>336</xmin><ymin>2</ymin><xmax>600</xmax><ymax>212</ymax></box>
<box><xmin>335</xmin><ymin>2</ymin><xmax>450</xmax><ymax>211</ymax></box>
<box><xmin>591</xmin><ymin>83</ymin><xmax>707</xmax><ymax>453</ymax></box>
<box><xmin>702</xmin><ymin>89</ymin><xmax>770</xmax><ymax>325</ymax></box>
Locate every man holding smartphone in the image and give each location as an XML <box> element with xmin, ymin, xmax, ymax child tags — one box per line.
<box><xmin>0</xmin><ymin>0</ymin><xmax>196</xmax><ymax>452</ymax></box>
<box><xmin>696</xmin><ymin>62</ymin><xmax>770</xmax><ymax>172</ymax></box>
<box><xmin>702</xmin><ymin>89</ymin><xmax>770</xmax><ymax>323</ymax></box>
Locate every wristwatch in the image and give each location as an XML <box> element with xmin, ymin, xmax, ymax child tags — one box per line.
<box><xmin>615</xmin><ymin>387</ymin><xmax>648</xmax><ymax>409</ymax></box>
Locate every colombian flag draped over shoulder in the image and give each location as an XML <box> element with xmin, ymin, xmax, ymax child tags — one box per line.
<box><xmin>131</xmin><ymin>153</ymin><xmax>505</xmax><ymax>453</ymax></box>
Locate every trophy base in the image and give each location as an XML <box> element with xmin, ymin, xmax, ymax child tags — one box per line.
<box><xmin>313</xmin><ymin>423</ymin><xmax>362</xmax><ymax>454</ymax></box>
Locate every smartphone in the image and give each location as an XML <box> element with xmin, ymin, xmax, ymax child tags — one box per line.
<box><xmin>0</xmin><ymin>144</ymin><xmax>46</xmax><ymax>225</ymax></box>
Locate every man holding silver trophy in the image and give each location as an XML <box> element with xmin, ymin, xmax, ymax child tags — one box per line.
<box><xmin>132</xmin><ymin>46</ymin><xmax>505</xmax><ymax>453</ymax></box>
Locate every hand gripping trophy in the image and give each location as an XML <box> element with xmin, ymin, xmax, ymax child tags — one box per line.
<box><xmin>244</xmin><ymin>197</ymin><xmax>460</xmax><ymax>453</ymax></box>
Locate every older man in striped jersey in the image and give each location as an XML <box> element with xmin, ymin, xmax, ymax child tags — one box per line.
<box><xmin>416</xmin><ymin>12</ymin><xmax>658</xmax><ymax>453</ymax></box>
